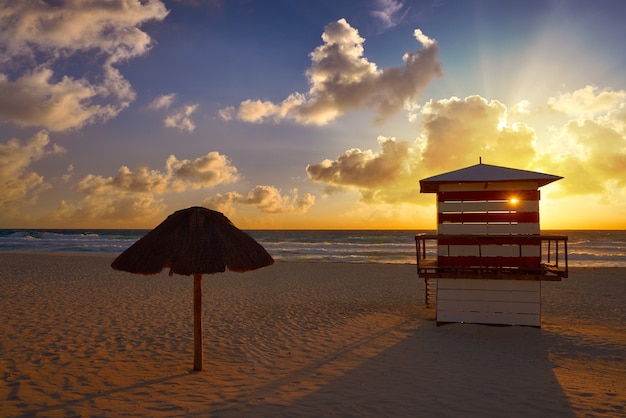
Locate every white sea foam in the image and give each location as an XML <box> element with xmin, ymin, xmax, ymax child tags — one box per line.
<box><xmin>0</xmin><ymin>229</ymin><xmax>624</xmax><ymax>267</ymax></box>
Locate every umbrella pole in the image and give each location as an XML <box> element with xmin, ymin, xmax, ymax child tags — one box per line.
<box><xmin>193</xmin><ymin>274</ymin><xmax>203</xmax><ymax>371</ymax></box>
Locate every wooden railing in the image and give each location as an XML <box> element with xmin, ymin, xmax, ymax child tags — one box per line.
<box><xmin>415</xmin><ymin>233</ymin><xmax>568</xmax><ymax>280</ymax></box>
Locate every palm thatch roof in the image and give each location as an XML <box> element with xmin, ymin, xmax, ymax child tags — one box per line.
<box><xmin>111</xmin><ymin>207</ymin><xmax>274</xmax><ymax>276</ymax></box>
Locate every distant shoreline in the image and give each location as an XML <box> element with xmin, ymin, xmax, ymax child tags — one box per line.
<box><xmin>1</xmin><ymin>229</ymin><xmax>624</xmax><ymax>267</ymax></box>
<box><xmin>0</xmin><ymin>251</ymin><xmax>624</xmax><ymax>270</ymax></box>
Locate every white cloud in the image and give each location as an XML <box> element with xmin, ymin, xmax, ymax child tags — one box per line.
<box><xmin>0</xmin><ymin>0</ymin><xmax>169</xmax><ymax>131</ymax></box>
<box><xmin>235</xmin><ymin>93</ymin><xmax>306</xmax><ymax>124</ymax></box>
<box><xmin>307</xmin><ymin>96</ymin><xmax>539</xmax><ymax>204</ymax></box>
<box><xmin>149</xmin><ymin>93</ymin><xmax>177</xmax><ymax>110</ymax></box>
<box><xmin>165</xmin><ymin>151</ymin><xmax>239</xmax><ymax>190</ymax></box>
<box><xmin>74</xmin><ymin>166</ymin><xmax>170</xmax><ymax>196</ymax></box>
<box><xmin>218</xmin><ymin>106</ymin><xmax>235</xmax><ymax>121</ymax></box>
<box><xmin>62</xmin><ymin>164</ymin><xmax>75</xmax><ymax>183</ymax></box>
<box><xmin>74</xmin><ymin>151</ymin><xmax>238</xmax><ymax>196</ymax></box>
<box><xmin>548</xmin><ymin>85</ymin><xmax>626</xmax><ymax>116</ymax></box>
<box><xmin>538</xmin><ymin>87</ymin><xmax>626</xmax><ymax>196</ymax></box>
<box><xmin>0</xmin><ymin>131</ymin><xmax>63</xmax><ymax>216</ymax></box>
<box><xmin>164</xmin><ymin>104</ymin><xmax>199</xmax><ymax>132</ymax></box>
<box><xmin>0</xmin><ymin>0</ymin><xmax>168</xmax><ymax>64</ymax></box>
<box><xmin>538</xmin><ymin>114</ymin><xmax>626</xmax><ymax>195</ymax></box>
<box><xmin>419</xmin><ymin>95</ymin><xmax>536</xmax><ymax>170</ymax></box>
<box><xmin>149</xmin><ymin>94</ymin><xmax>199</xmax><ymax>132</ymax></box>
<box><xmin>0</xmin><ymin>68</ymin><xmax>127</xmax><ymax>131</ymax></box>
<box><xmin>307</xmin><ymin>136</ymin><xmax>413</xmax><ymax>189</ymax></box>
<box><xmin>224</xmin><ymin>18</ymin><xmax>441</xmax><ymax>125</ymax></box>
<box><xmin>307</xmin><ymin>136</ymin><xmax>422</xmax><ymax>204</ymax></box>
<box><xmin>508</xmin><ymin>100</ymin><xmax>532</xmax><ymax>117</ymax></box>
<box><xmin>204</xmin><ymin>186</ymin><xmax>315</xmax><ymax>214</ymax></box>
<box><xmin>57</xmin><ymin>151</ymin><xmax>239</xmax><ymax>223</ymax></box>
<box><xmin>53</xmin><ymin>193</ymin><xmax>167</xmax><ymax>225</ymax></box>
<box><xmin>307</xmin><ymin>90</ymin><xmax>626</xmax><ymax>206</ymax></box>
<box><xmin>307</xmin><ymin>95</ymin><xmax>539</xmax><ymax>203</ymax></box>
<box><xmin>413</xmin><ymin>29</ymin><xmax>434</xmax><ymax>48</ymax></box>
<box><xmin>371</xmin><ymin>0</ymin><xmax>409</xmax><ymax>30</ymax></box>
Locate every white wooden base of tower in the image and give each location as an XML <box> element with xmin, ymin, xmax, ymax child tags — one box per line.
<box><xmin>436</xmin><ymin>279</ymin><xmax>541</xmax><ymax>327</ymax></box>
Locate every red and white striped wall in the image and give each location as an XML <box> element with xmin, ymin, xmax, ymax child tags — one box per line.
<box><xmin>436</xmin><ymin>189</ymin><xmax>541</xmax><ymax>270</ymax></box>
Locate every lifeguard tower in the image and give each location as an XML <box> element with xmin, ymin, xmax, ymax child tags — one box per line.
<box><xmin>415</xmin><ymin>162</ymin><xmax>568</xmax><ymax>327</ymax></box>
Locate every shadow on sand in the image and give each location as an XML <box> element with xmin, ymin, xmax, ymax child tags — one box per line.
<box><xmin>21</xmin><ymin>373</ymin><xmax>190</xmax><ymax>417</ymax></box>
<box><xmin>205</xmin><ymin>321</ymin><xmax>576</xmax><ymax>417</ymax></box>
<box><xmin>21</xmin><ymin>321</ymin><xmax>577</xmax><ymax>418</ymax></box>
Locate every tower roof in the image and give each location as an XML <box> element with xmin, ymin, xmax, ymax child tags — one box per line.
<box><xmin>420</xmin><ymin>163</ymin><xmax>562</xmax><ymax>193</ymax></box>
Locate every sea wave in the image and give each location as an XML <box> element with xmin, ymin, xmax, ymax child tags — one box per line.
<box><xmin>0</xmin><ymin>229</ymin><xmax>624</xmax><ymax>267</ymax></box>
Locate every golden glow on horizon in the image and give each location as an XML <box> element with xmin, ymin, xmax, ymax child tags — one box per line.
<box><xmin>13</xmin><ymin>194</ymin><xmax>624</xmax><ymax>230</ymax></box>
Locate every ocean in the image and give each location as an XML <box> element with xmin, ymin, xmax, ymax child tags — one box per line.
<box><xmin>0</xmin><ymin>229</ymin><xmax>624</xmax><ymax>267</ymax></box>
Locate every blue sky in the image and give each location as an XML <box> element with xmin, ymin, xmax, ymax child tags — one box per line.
<box><xmin>1</xmin><ymin>0</ymin><xmax>625</xmax><ymax>229</ymax></box>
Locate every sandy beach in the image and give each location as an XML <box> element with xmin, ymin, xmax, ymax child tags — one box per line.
<box><xmin>1</xmin><ymin>253</ymin><xmax>624</xmax><ymax>417</ymax></box>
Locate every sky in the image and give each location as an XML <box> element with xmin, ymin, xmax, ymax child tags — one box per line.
<box><xmin>1</xmin><ymin>0</ymin><xmax>625</xmax><ymax>230</ymax></box>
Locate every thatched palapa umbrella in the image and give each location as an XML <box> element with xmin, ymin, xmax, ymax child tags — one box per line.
<box><xmin>111</xmin><ymin>206</ymin><xmax>274</xmax><ymax>371</ymax></box>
